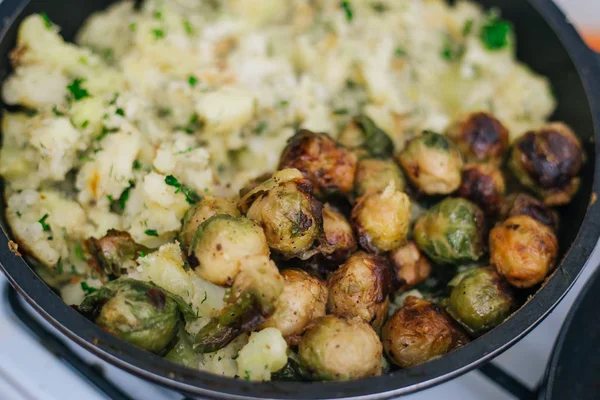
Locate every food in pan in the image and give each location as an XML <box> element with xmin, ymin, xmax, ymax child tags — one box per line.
<box><xmin>0</xmin><ymin>0</ymin><xmax>584</xmax><ymax>382</ymax></box>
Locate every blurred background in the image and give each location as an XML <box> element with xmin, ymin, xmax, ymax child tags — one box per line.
<box><xmin>0</xmin><ymin>1</ymin><xmax>598</xmax><ymax>400</ymax></box>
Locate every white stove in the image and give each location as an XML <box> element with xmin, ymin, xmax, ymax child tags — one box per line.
<box><xmin>0</xmin><ymin>1</ymin><xmax>598</xmax><ymax>399</ymax></box>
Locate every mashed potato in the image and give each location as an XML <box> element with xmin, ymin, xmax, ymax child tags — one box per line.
<box><xmin>0</xmin><ymin>0</ymin><xmax>556</xmax><ymax>381</ymax></box>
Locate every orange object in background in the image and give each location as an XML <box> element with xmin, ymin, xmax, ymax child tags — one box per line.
<box><xmin>582</xmin><ymin>32</ymin><xmax>600</xmax><ymax>52</ymax></box>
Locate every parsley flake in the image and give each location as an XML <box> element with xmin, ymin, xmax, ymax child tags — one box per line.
<box><xmin>188</xmin><ymin>75</ymin><xmax>199</xmax><ymax>87</ymax></box>
<box><xmin>56</xmin><ymin>257</ymin><xmax>63</xmax><ymax>274</ymax></box>
<box><xmin>340</xmin><ymin>0</ymin><xmax>353</xmax><ymax>22</ymax></box>
<box><xmin>463</xmin><ymin>19</ymin><xmax>474</xmax><ymax>36</ymax></box>
<box><xmin>395</xmin><ymin>47</ymin><xmax>406</xmax><ymax>57</ymax></box>
<box><xmin>201</xmin><ymin>292</ymin><xmax>208</xmax><ymax>304</ymax></box>
<box><xmin>152</xmin><ymin>28</ymin><xmax>166</xmax><ymax>39</ymax></box>
<box><xmin>81</xmin><ymin>282</ymin><xmax>97</xmax><ymax>295</ymax></box>
<box><xmin>67</xmin><ymin>79</ymin><xmax>90</xmax><ymax>101</ymax></box>
<box><xmin>39</xmin><ymin>214</ymin><xmax>51</xmax><ymax>232</ymax></box>
<box><xmin>232</xmin><ymin>354</ymin><xmax>239</xmax><ymax>360</ymax></box>
<box><xmin>133</xmin><ymin>160</ymin><xmax>142</xmax><ymax>170</ymax></box>
<box><xmin>52</xmin><ymin>106</ymin><xmax>65</xmax><ymax>116</ymax></box>
<box><xmin>119</xmin><ymin>186</ymin><xmax>132</xmax><ymax>210</ymax></box>
<box><xmin>116</xmin><ymin>108</ymin><xmax>125</xmax><ymax>117</ymax></box>
<box><xmin>480</xmin><ymin>17</ymin><xmax>512</xmax><ymax>50</ymax></box>
<box><xmin>74</xmin><ymin>244</ymin><xmax>86</xmax><ymax>261</ymax></box>
<box><xmin>145</xmin><ymin>229</ymin><xmax>159</xmax><ymax>237</ymax></box>
<box><xmin>40</xmin><ymin>12</ymin><xmax>53</xmax><ymax>29</ymax></box>
<box><xmin>183</xmin><ymin>20</ymin><xmax>193</xmax><ymax>35</ymax></box>
<box><xmin>129</xmin><ymin>22</ymin><xmax>136</xmax><ymax>31</ymax></box>
<box><xmin>81</xmin><ymin>120</ymin><xmax>90</xmax><ymax>128</ymax></box>
<box><xmin>243</xmin><ymin>370</ymin><xmax>251</xmax><ymax>381</ymax></box>
<box><xmin>164</xmin><ymin>175</ymin><xmax>201</xmax><ymax>204</ymax></box>
<box><xmin>16</xmin><ymin>211</ymin><xmax>22</xmax><ymax>218</ymax></box>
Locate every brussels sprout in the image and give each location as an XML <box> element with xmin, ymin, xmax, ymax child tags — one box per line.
<box><xmin>353</xmin><ymin>157</ymin><xmax>406</xmax><ymax>200</ymax></box>
<box><xmin>396</xmin><ymin>131</ymin><xmax>463</xmax><ymax>195</ymax></box>
<box><xmin>351</xmin><ymin>184</ymin><xmax>411</xmax><ymax>253</ymax></box>
<box><xmin>338</xmin><ymin>115</ymin><xmax>395</xmax><ymax>158</ymax></box>
<box><xmin>262</xmin><ymin>269</ymin><xmax>328</xmax><ymax>342</ymax></box>
<box><xmin>327</xmin><ymin>251</ymin><xmax>392</xmax><ymax>329</ymax></box>
<box><xmin>413</xmin><ymin>198</ymin><xmax>485</xmax><ymax>265</ymax></box>
<box><xmin>316</xmin><ymin>203</ymin><xmax>357</xmax><ymax>262</ymax></box>
<box><xmin>87</xmin><ymin>230</ymin><xmax>148</xmax><ymax>277</ymax></box>
<box><xmin>279</xmin><ymin>130</ymin><xmax>357</xmax><ymax>197</ymax></box>
<box><xmin>489</xmin><ymin>215</ymin><xmax>558</xmax><ymax>288</ymax></box>
<box><xmin>193</xmin><ymin>255</ymin><xmax>284</xmax><ymax>353</ymax></box>
<box><xmin>79</xmin><ymin>279</ymin><xmax>195</xmax><ymax>354</ymax></box>
<box><xmin>447</xmin><ymin>267</ymin><xmax>516</xmax><ymax>334</ymax></box>
<box><xmin>298</xmin><ymin>315</ymin><xmax>383</xmax><ymax>381</ymax></box>
<box><xmin>165</xmin><ymin>329</ymin><xmax>200</xmax><ymax>367</ymax></box>
<box><xmin>446</xmin><ymin>112</ymin><xmax>509</xmax><ymax>165</ymax></box>
<box><xmin>457</xmin><ymin>163</ymin><xmax>506</xmax><ymax>215</ymax></box>
<box><xmin>500</xmin><ymin>193</ymin><xmax>558</xmax><ymax>230</ymax></box>
<box><xmin>241</xmin><ymin>169</ymin><xmax>323</xmax><ymax>259</ymax></box>
<box><xmin>382</xmin><ymin>296</ymin><xmax>469</xmax><ymax>368</ymax></box>
<box><xmin>188</xmin><ymin>215</ymin><xmax>270</xmax><ymax>286</ymax></box>
<box><xmin>389</xmin><ymin>241</ymin><xmax>432</xmax><ymax>292</ymax></box>
<box><xmin>272</xmin><ymin>351</ymin><xmax>311</xmax><ymax>381</ymax></box>
<box><xmin>178</xmin><ymin>197</ymin><xmax>240</xmax><ymax>250</ymax></box>
<box><xmin>508</xmin><ymin>123</ymin><xmax>583</xmax><ymax>206</ymax></box>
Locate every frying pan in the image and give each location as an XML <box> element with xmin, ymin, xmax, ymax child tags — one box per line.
<box><xmin>0</xmin><ymin>0</ymin><xmax>599</xmax><ymax>399</ymax></box>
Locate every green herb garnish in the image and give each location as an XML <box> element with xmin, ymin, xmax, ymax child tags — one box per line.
<box><xmin>188</xmin><ymin>76</ymin><xmax>198</xmax><ymax>87</ymax></box>
<box><xmin>395</xmin><ymin>47</ymin><xmax>406</xmax><ymax>57</ymax></box>
<box><xmin>74</xmin><ymin>244</ymin><xmax>86</xmax><ymax>261</ymax></box>
<box><xmin>56</xmin><ymin>258</ymin><xmax>63</xmax><ymax>274</ymax></box>
<box><xmin>463</xmin><ymin>19</ymin><xmax>474</xmax><ymax>36</ymax></box>
<box><xmin>81</xmin><ymin>282</ymin><xmax>97</xmax><ymax>295</ymax></box>
<box><xmin>340</xmin><ymin>0</ymin><xmax>353</xmax><ymax>22</ymax></box>
<box><xmin>39</xmin><ymin>214</ymin><xmax>51</xmax><ymax>232</ymax></box>
<box><xmin>119</xmin><ymin>186</ymin><xmax>132</xmax><ymax>210</ymax></box>
<box><xmin>67</xmin><ymin>79</ymin><xmax>89</xmax><ymax>101</ymax></box>
<box><xmin>183</xmin><ymin>20</ymin><xmax>193</xmax><ymax>35</ymax></box>
<box><xmin>115</xmin><ymin>108</ymin><xmax>125</xmax><ymax>117</ymax></box>
<box><xmin>145</xmin><ymin>229</ymin><xmax>159</xmax><ymax>237</ymax></box>
<box><xmin>133</xmin><ymin>160</ymin><xmax>141</xmax><ymax>170</ymax></box>
<box><xmin>165</xmin><ymin>175</ymin><xmax>201</xmax><ymax>204</ymax></box>
<box><xmin>480</xmin><ymin>16</ymin><xmax>511</xmax><ymax>50</ymax></box>
<box><xmin>152</xmin><ymin>28</ymin><xmax>166</xmax><ymax>39</ymax></box>
<box><xmin>40</xmin><ymin>12</ymin><xmax>53</xmax><ymax>29</ymax></box>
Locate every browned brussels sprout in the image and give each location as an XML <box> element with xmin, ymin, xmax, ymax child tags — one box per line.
<box><xmin>327</xmin><ymin>251</ymin><xmax>392</xmax><ymax>329</ymax></box>
<box><xmin>489</xmin><ymin>215</ymin><xmax>558</xmax><ymax>288</ymax></box>
<box><xmin>318</xmin><ymin>203</ymin><xmax>357</xmax><ymax>262</ymax></box>
<box><xmin>382</xmin><ymin>297</ymin><xmax>469</xmax><ymax>368</ymax></box>
<box><xmin>178</xmin><ymin>196</ymin><xmax>240</xmax><ymax>250</ymax></box>
<box><xmin>298</xmin><ymin>315</ymin><xmax>383</xmax><ymax>381</ymax></box>
<box><xmin>351</xmin><ymin>185</ymin><xmax>411</xmax><ymax>253</ymax></box>
<box><xmin>457</xmin><ymin>163</ymin><xmax>506</xmax><ymax>216</ymax></box>
<box><xmin>413</xmin><ymin>198</ymin><xmax>486</xmax><ymax>265</ymax></box>
<box><xmin>447</xmin><ymin>267</ymin><xmax>516</xmax><ymax>335</ymax></box>
<box><xmin>389</xmin><ymin>241</ymin><xmax>432</xmax><ymax>292</ymax></box>
<box><xmin>508</xmin><ymin>123</ymin><xmax>584</xmax><ymax>206</ymax></box>
<box><xmin>446</xmin><ymin>112</ymin><xmax>510</xmax><ymax>165</ymax></box>
<box><xmin>500</xmin><ymin>193</ymin><xmax>558</xmax><ymax>230</ymax></box>
<box><xmin>279</xmin><ymin>130</ymin><xmax>357</xmax><ymax>197</ymax></box>
<box><xmin>397</xmin><ymin>131</ymin><xmax>463</xmax><ymax>195</ymax></box>
<box><xmin>240</xmin><ymin>169</ymin><xmax>323</xmax><ymax>259</ymax></box>
<box><xmin>187</xmin><ymin>215</ymin><xmax>270</xmax><ymax>286</ymax></box>
<box><xmin>262</xmin><ymin>269</ymin><xmax>328</xmax><ymax>343</ymax></box>
<box><xmin>338</xmin><ymin>115</ymin><xmax>395</xmax><ymax>158</ymax></box>
<box><xmin>79</xmin><ymin>279</ymin><xmax>195</xmax><ymax>354</ymax></box>
<box><xmin>353</xmin><ymin>157</ymin><xmax>406</xmax><ymax>200</ymax></box>
<box><xmin>86</xmin><ymin>230</ymin><xmax>148</xmax><ymax>277</ymax></box>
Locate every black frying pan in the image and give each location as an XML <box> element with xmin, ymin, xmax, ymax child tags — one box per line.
<box><xmin>1</xmin><ymin>0</ymin><xmax>600</xmax><ymax>399</ymax></box>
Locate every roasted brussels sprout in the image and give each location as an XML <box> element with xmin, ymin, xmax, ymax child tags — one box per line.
<box><xmin>298</xmin><ymin>315</ymin><xmax>383</xmax><ymax>381</ymax></box>
<box><xmin>353</xmin><ymin>157</ymin><xmax>406</xmax><ymax>200</ymax></box>
<box><xmin>500</xmin><ymin>193</ymin><xmax>558</xmax><ymax>230</ymax></box>
<box><xmin>187</xmin><ymin>215</ymin><xmax>270</xmax><ymax>286</ymax></box>
<box><xmin>262</xmin><ymin>269</ymin><xmax>328</xmax><ymax>343</ymax></box>
<box><xmin>240</xmin><ymin>169</ymin><xmax>323</xmax><ymax>259</ymax></box>
<box><xmin>179</xmin><ymin>197</ymin><xmax>240</xmax><ymax>250</ymax></box>
<box><xmin>413</xmin><ymin>198</ymin><xmax>485</xmax><ymax>265</ymax></box>
<box><xmin>86</xmin><ymin>230</ymin><xmax>148</xmax><ymax>278</ymax></box>
<box><xmin>446</xmin><ymin>112</ymin><xmax>509</xmax><ymax>165</ymax></box>
<box><xmin>396</xmin><ymin>131</ymin><xmax>463</xmax><ymax>195</ymax></box>
<box><xmin>193</xmin><ymin>255</ymin><xmax>284</xmax><ymax>353</ymax></box>
<box><xmin>447</xmin><ymin>267</ymin><xmax>516</xmax><ymax>334</ymax></box>
<box><xmin>382</xmin><ymin>297</ymin><xmax>469</xmax><ymax>368</ymax></box>
<box><xmin>316</xmin><ymin>203</ymin><xmax>357</xmax><ymax>262</ymax></box>
<box><xmin>351</xmin><ymin>185</ymin><xmax>411</xmax><ymax>253</ymax></box>
<box><xmin>390</xmin><ymin>241</ymin><xmax>432</xmax><ymax>292</ymax></box>
<box><xmin>272</xmin><ymin>351</ymin><xmax>310</xmax><ymax>381</ymax></box>
<box><xmin>489</xmin><ymin>215</ymin><xmax>558</xmax><ymax>288</ymax></box>
<box><xmin>338</xmin><ymin>115</ymin><xmax>395</xmax><ymax>158</ymax></box>
<box><xmin>279</xmin><ymin>130</ymin><xmax>357</xmax><ymax>197</ymax></box>
<box><xmin>508</xmin><ymin>123</ymin><xmax>584</xmax><ymax>206</ymax></box>
<box><xmin>457</xmin><ymin>163</ymin><xmax>506</xmax><ymax>216</ymax></box>
<box><xmin>79</xmin><ymin>279</ymin><xmax>195</xmax><ymax>354</ymax></box>
<box><xmin>165</xmin><ymin>329</ymin><xmax>199</xmax><ymax>367</ymax></box>
<box><xmin>327</xmin><ymin>251</ymin><xmax>392</xmax><ymax>329</ymax></box>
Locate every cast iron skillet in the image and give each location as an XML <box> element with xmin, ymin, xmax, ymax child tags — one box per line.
<box><xmin>0</xmin><ymin>0</ymin><xmax>599</xmax><ymax>399</ymax></box>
